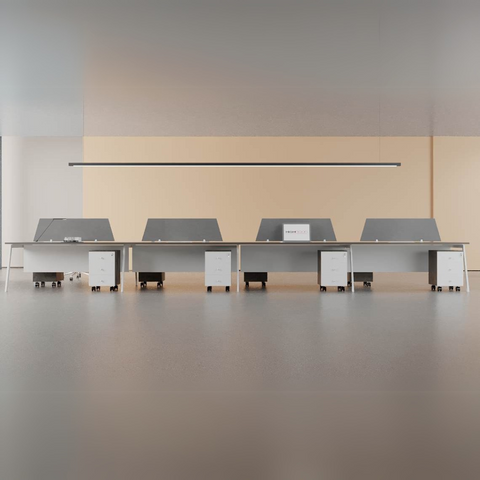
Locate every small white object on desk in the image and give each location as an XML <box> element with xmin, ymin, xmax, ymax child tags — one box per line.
<box><xmin>64</xmin><ymin>237</ymin><xmax>82</xmax><ymax>243</ymax></box>
<box><xmin>283</xmin><ymin>224</ymin><xmax>310</xmax><ymax>242</ymax></box>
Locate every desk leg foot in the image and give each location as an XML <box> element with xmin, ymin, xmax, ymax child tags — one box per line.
<box><xmin>236</xmin><ymin>245</ymin><xmax>240</xmax><ymax>293</ymax></box>
<box><xmin>349</xmin><ymin>246</ymin><xmax>355</xmax><ymax>293</ymax></box>
<box><xmin>463</xmin><ymin>245</ymin><xmax>470</xmax><ymax>293</ymax></box>
<box><xmin>121</xmin><ymin>245</ymin><xmax>127</xmax><ymax>293</ymax></box>
<box><xmin>5</xmin><ymin>245</ymin><xmax>13</xmax><ymax>293</ymax></box>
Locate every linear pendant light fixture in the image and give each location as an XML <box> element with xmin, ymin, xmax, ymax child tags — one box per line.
<box><xmin>69</xmin><ymin>162</ymin><xmax>401</xmax><ymax>168</ymax></box>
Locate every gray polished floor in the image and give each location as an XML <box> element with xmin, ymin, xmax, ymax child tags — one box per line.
<box><xmin>1</xmin><ymin>269</ymin><xmax>480</xmax><ymax>479</ymax></box>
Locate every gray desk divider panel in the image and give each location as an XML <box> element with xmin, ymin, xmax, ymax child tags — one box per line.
<box><xmin>255</xmin><ymin>219</ymin><xmax>336</xmax><ymax>241</ymax></box>
<box><xmin>34</xmin><ymin>219</ymin><xmax>115</xmax><ymax>241</ymax></box>
<box><xmin>142</xmin><ymin>219</ymin><xmax>223</xmax><ymax>241</ymax></box>
<box><xmin>360</xmin><ymin>219</ymin><xmax>441</xmax><ymax>242</ymax></box>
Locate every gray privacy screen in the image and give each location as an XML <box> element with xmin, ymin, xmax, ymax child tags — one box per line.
<box><xmin>255</xmin><ymin>219</ymin><xmax>336</xmax><ymax>241</ymax></box>
<box><xmin>34</xmin><ymin>219</ymin><xmax>115</xmax><ymax>241</ymax></box>
<box><xmin>142</xmin><ymin>219</ymin><xmax>223</xmax><ymax>241</ymax></box>
<box><xmin>360</xmin><ymin>219</ymin><xmax>441</xmax><ymax>241</ymax></box>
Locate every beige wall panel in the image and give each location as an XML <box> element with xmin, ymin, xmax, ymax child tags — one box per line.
<box><xmin>434</xmin><ymin>137</ymin><xmax>480</xmax><ymax>269</ymax></box>
<box><xmin>83</xmin><ymin>137</ymin><xmax>431</xmax><ymax>243</ymax></box>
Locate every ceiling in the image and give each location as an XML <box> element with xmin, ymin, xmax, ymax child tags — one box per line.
<box><xmin>1</xmin><ymin>0</ymin><xmax>480</xmax><ymax>136</ymax></box>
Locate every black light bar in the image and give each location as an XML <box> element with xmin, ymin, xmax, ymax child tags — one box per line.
<box><xmin>69</xmin><ymin>162</ymin><xmax>401</xmax><ymax>168</ymax></box>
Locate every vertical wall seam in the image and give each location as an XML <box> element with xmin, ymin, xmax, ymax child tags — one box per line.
<box><xmin>0</xmin><ymin>136</ymin><xmax>2</xmax><ymax>267</ymax></box>
<box><xmin>81</xmin><ymin>136</ymin><xmax>84</xmax><ymax>218</ymax></box>
<box><xmin>431</xmin><ymin>136</ymin><xmax>435</xmax><ymax>219</ymax></box>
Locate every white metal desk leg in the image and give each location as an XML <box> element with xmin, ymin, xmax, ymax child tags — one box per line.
<box><xmin>4</xmin><ymin>245</ymin><xmax>13</xmax><ymax>292</ymax></box>
<box><xmin>236</xmin><ymin>245</ymin><xmax>240</xmax><ymax>293</ymax></box>
<box><xmin>121</xmin><ymin>245</ymin><xmax>126</xmax><ymax>293</ymax></box>
<box><xmin>350</xmin><ymin>245</ymin><xmax>355</xmax><ymax>293</ymax></box>
<box><xmin>463</xmin><ymin>245</ymin><xmax>470</xmax><ymax>293</ymax></box>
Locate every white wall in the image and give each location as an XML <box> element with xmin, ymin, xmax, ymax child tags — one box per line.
<box><xmin>2</xmin><ymin>137</ymin><xmax>83</xmax><ymax>267</ymax></box>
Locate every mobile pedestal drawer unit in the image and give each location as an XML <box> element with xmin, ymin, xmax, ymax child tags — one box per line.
<box><xmin>318</xmin><ymin>250</ymin><xmax>348</xmax><ymax>292</ymax></box>
<box><xmin>429</xmin><ymin>250</ymin><xmax>464</xmax><ymax>292</ymax></box>
<box><xmin>205</xmin><ymin>251</ymin><xmax>232</xmax><ymax>292</ymax></box>
<box><xmin>89</xmin><ymin>251</ymin><xmax>121</xmax><ymax>292</ymax></box>
<box><xmin>33</xmin><ymin>272</ymin><xmax>64</xmax><ymax>289</ymax></box>
<box><xmin>138</xmin><ymin>272</ymin><xmax>166</xmax><ymax>290</ymax></box>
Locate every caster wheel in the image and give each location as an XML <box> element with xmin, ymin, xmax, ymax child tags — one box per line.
<box><xmin>449</xmin><ymin>286</ymin><xmax>454</xmax><ymax>292</ymax></box>
<box><xmin>70</xmin><ymin>277</ymin><xmax>74</xmax><ymax>281</ymax></box>
<box><xmin>338</xmin><ymin>286</ymin><xmax>345</xmax><ymax>292</ymax></box>
<box><xmin>262</xmin><ymin>282</ymin><xmax>266</xmax><ymax>288</ymax></box>
<box><xmin>96</xmin><ymin>286</ymin><xmax>101</xmax><ymax>292</ymax></box>
<box><xmin>320</xmin><ymin>286</ymin><xmax>326</xmax><ymax>292</ymax></box>
<box><xmin>35</xmin><ymin>282</ymin><xmax>40</xmax><ymax>288</ymax></box>
<box><xmin>77</xmin><ymin>274</ymin><xmax>81</xmax><ymax>279</ymax></box>
<box><xmin>91</xmin><ymin>287</ymin><xmax>96</xmax><ymax>292</ymax></box>
<box><xmin>110</xmin><ymin>286</ymin><xmax>114</xmax><ymax>292</ymax></box>
<box><xmin>226</xmin><ymin>286</ymin><xmax>230</xmax><ymax>292</ymax></box>
<box><xmin>57</xmin><ymin>281</ymin><xmax>61</xmax><ymax>287</ymax></box>
<box><xmin>245</xmin><ymin>282</ymin><xmax>249</xmax><ymax>288</ymax></box>
<box><xmin>114</xmin><ymin>286</ymin><xmax>118</xmax><ymax>292</ymax></box>
<box><xmin>348</xmin><ymin>281</ymin><xmax>352</xmax><ymax>287</ymax></box>
<box><xmin>157</xmin><ymin>282</ymin><xmax>163</xmax><ymax>289</ymax></box>
<box><xmin>207</xmin><ymin>286</ymin><xmax>212</xmax><ymax>292</ymax></box>
<box><xmin>140</xmin><ymin>282</ymin><xmax>145</xmax><ymax>289</ymax></box>
<box><xmin>437</xmin><ymin>287</ymin><xmax>443</xmax><ymax>292</ymax></box>
<box><xmin>52</xmin><ymin>282</ymin><xmax>56</xmax><ymax>288</ymax></box>
<box><xmin>456</xmin><ymin>287</ymin><xmax>461</xmax><ymax>292</ymax></box>
<box><xmin>431</xmin><ymin>285</ymin><xmax>436</xmax><ymax>291</ymax></box>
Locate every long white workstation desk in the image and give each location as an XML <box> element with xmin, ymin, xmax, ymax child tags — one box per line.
<box><xmin>4</xmin><ymin>241</ymin><xmax>470</xmax><ymax>293</ymax></box>
<box><xmin>131</xmin><ymin>242</ymin><xmax>240</xmax><ymax>291</ymax></box>
<box><xmin>4</xmin><ymin>241</ymin><xmax>240</xmax><ymax>293</ymax></box>
<box><xmin>4</xmin><ymin>242</ymin><xmax>130</xmax><ymax>293</ymax></box>
<box><xmin>239</xmin><ymin>241</ymin><xmax>470</xmax><ymax>293</ymax></box>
